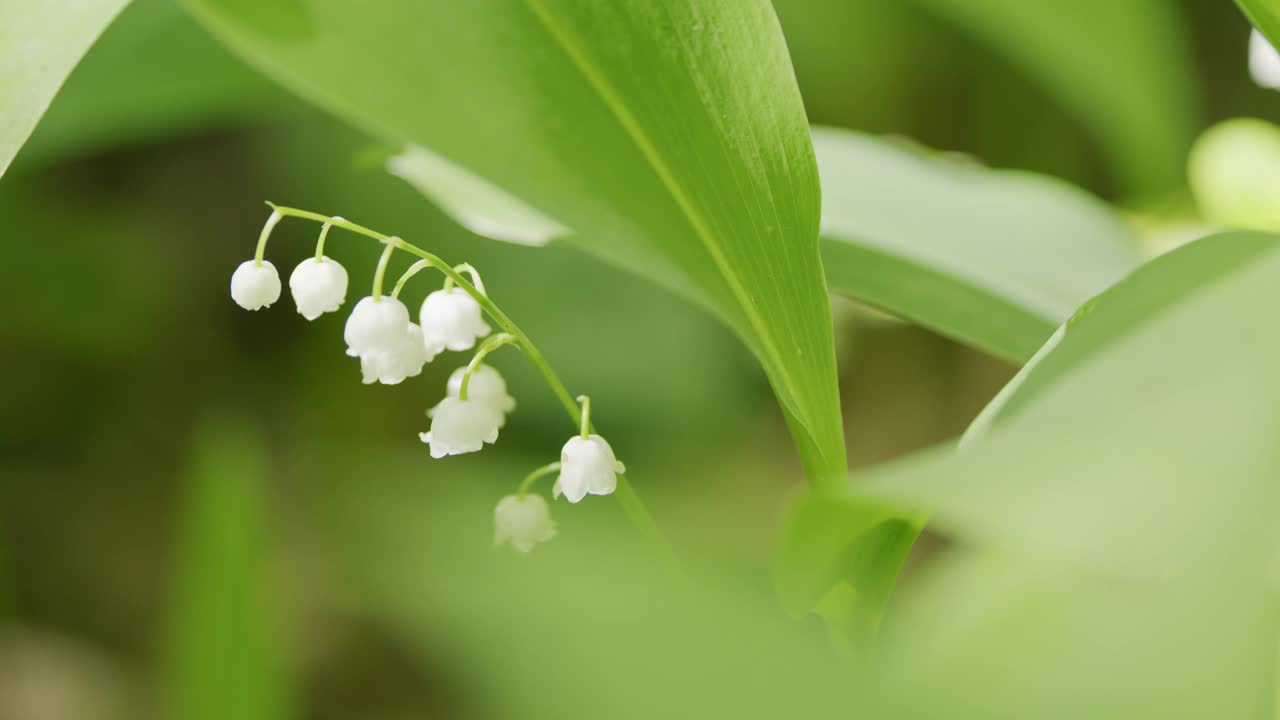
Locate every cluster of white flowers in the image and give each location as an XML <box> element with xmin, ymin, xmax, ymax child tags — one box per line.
<box><xmin>230</xmin><ymin>208</ymin><xmax>627</xmax><ymax>555</ymax></box>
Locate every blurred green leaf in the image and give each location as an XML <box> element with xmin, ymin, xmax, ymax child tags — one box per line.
<box><xmin>908</xmin><ymin>0</ymin><xmax>1196</xmax><ymax>195</ymax></box>
<box><xmin>185</xmin><ymin>0</ymin><xmax>847</xmax><ymax>486</ymax></box>
<box><xmin>775</xmin><ymin>491</ymin><xmax>921</xmax><ymax>640</ymax></box>
<box><xmin>855</xmin><ymin>233</ymin><xmax>1280</xmax><ymax>579</ymax></box>
<box><xmin>164</xmin><ymin>417</ymin><xmax>292</xmax><ymax>720</ymax></box>
<box><xmin>815</xmin><ymin>127</ymin><xmax>1141</xmax><ymax>362</ymax></box>
<box><xmin>1188</xmin><ymin>118</ymin><xmax>1280</xmax><ymax>233</ymax></box>
<box><xmin>17</xmin><ymin>0</ymin><xmax>279</xmax><ymax>167</ymax></box>
<box><xmin>317</xmin><ymin>448</ymin><xmax>866</xmax><ymax>720</ymax></box>
<box><xmin>873</xmin><ymin>550</ymin><xmax>1275</xmax><ymax>718</ymax></box>
<box><xmin>0</xmin><ymin>0</ymin><xmax>129</xmax><ymax>178</ymax></box>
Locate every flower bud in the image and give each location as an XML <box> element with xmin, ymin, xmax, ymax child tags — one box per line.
<box><xmin>289</xmin><ymin>257</ymin><xmax>349</xmax><ymax>320</ymax></box>
<box><xmin>494</xmin><ymin>494</ymin><xmax>556</xmax><ymax>554</ymax></box>
<box><xmin>419</xmin><ymin>396</ymin><xmax>502</xmax><ymax>458</ymax></box>
<box><xmin>555</xmin><ymin>434</ymin><xmax>624</xmax><ymax>503</ymax></box>
<box><xmin>360</xmin><ymin>323</ymin><xmax>435</xmax><ymax>384</ymax></box>
<box><xmin>230</xmin><ymin>260</ymin><xmax>281</xmax><ymax>311</ymax></box>
<box><xmin>420</xmin><ymin>288</ymin><xmax>491</xmax><ymax>352</ymax></box>
<box><xmin>344</xmin><ymin>296</ymin><xmax>410</xmax><ymax>357</ymax></box>
<box><xmin>1251</xmin><ymin>30</ymin><xmax>1280</xmax><ymax>90</ymax></box>
<box><xmin>443</xmin><ymin>364</ymin><xmax>516</xmax><ymax>426</ymax></box>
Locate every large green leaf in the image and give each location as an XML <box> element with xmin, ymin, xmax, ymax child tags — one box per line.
<box><xmin>814</xmin><ymin>127</ymin><xmax>1141</xmax><ymax>362</ymax></box>
<box><xmin>783</xmin><ymin>233</ymin><xmax>1280</xmax><ymax>644</ymax></box>
<box><xmin>184</xmin><ymin>0</ymin><xmax>846</xmax><ymax>485</ymax></box>
<box><xmin>16</xmin><ymin>0</ymin><xmax>279</xmax><ymax>168</ymax></box>
<box><xmin>856</xmin><ymin>232</ymin><xmax>1280</xmax><ymax>578</ymax></box>
<box><xmin>0</xmin><ymin>0</ymin><xmax>129</xmax><ymax>178</ymax></box>
<box><xmin>909</xmin><ymin>0</ymin><xmax>1196</xmax><ymax>195</ymax></box>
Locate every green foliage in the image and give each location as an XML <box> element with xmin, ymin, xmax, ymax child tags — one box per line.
<box><xmin>815</xmin><ymin>127</ymin><xmax>1141</xmax><ymax>362</ymax></box>
<box><xmin>163</xmin><ymin>418</ymin><xmax>293</xmax><ymax>720</ymax></box>
<box><xmin>909</xmin><ymin>0</ymin><xmax>1197</xmax><ymax>195</ymax></box>
<box><xmin>184</xmin><ymin>0</ymin><xmax>847</xmax><ymax>486</ymax></box>
<box><xmin>0</xmin><ymin>0</ymin><xmax>129</xmax><ymax>177</ymax></box>
<box><xmin>16</xmin><ymin>0</ymin><xmax>278</xmax><ymax>168</ymax></box>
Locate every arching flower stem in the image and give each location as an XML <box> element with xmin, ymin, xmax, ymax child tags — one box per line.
<box><xmin>518</xmin><ymin>462</ymin><xmax>561</xmax><ymax>497</ymax></box>
<box><xmin>264</xmin><ymin>202</ymin><xmax>670</xmax><ymax>559</ymax></box>
<box><xmin>253</xmin><ymin>209</ymin><xmax>283</xmax><ymax>266</ymax></box>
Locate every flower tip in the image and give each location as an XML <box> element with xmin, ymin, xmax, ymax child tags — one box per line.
<box><xmin>231</xmin><ymin>259</ymin><xmax>281</xmax><ymax>311</ymax></box>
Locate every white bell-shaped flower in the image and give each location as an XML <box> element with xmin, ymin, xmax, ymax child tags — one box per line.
<box><xmin>420</xmin><ymin>288</ymin><xmax>491</xmax><ymax>352</ymax></box>
<box><xmin>441</xmin><ymin>364</ymin><xmax>516</xmax><ymax>426</ymax></box>
<box><xmin>289</xmin><ymin>257</ymin><xmax>348</xmax><ymax>320</ymax></box>
<box><xmin>344</xmin><ymin>296</ymin><xmax>410</xmax><ymax>358</ymax></box>
<box><xmin>1251</xmin><ymin>30</ymin><xmax>1280</xmax><ymax>90</ymax></box>
<box><xmin>419</xmin><ymin>396</ymin><xmax>502</xmax><ymax>458</ymax></box>
<box><xmin>555</xmin><ymin>434</ymin><xmax>625</xmax><ymax>504</ymax></box>
<box><xmin>360</xmin><ymin>323</ymin><xmax>435</xmax><ymax>384</ymax></box>
<box><xmin>230</xmin><ymin>260</ymin><xmax>281</xmax><ymax>311</ymax></box>
<box><xmin>493</xmin><ymin>494</ymin><xmax>556</xmax><ymax>554</ymax></box>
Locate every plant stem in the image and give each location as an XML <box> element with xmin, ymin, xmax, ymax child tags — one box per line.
<box><xmin>314</xmin><ymin>219</ymin><xmax>336</xmax><ymax>261</ymax></box>
<box><xmin>518</xmin><ymin>462</ymin><xmax>561</xmax><ymax>497</ymax></box>
<box><xmin>461</xmin><ymin>333</ymin><xmax>517</xmax><ymax>401</ymax></box>
<box><xmin>265</xmin><ymin>203</ymin><xmax>674</xmax><ymax>560</ymax></box>
<box><xmin>370</xmin><ymin>240</ymin><xmax>396</xmax><ymax>300</ymax></box>
<box><xmin>253</xmin><ymin>209</ymin><xmax>282</xmax><ymax>266</ymax></box>
<box><xmin>577</xmin><ymin>395</ymin><xmax>591</xmax><ymax>440</ymax></box>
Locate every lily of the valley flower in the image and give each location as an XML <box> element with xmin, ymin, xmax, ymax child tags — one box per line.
<box><xmin>344</xmin><ymin>296</ymin><xmax>411</xmax><ymax>357</ymax></box>
<box><xmin>443</xmin><ymin>364</ymin><xmax>516</xmax><ymax>426</ymax></box>
<box><xmin>230</xmin><ymin>260</ymin><xmax>281</xmax><ymax>311</ymax></box>
<box><xmin>493</xmin><ymin>494</ymin><xmax>556</xmax><ymax>554</ymax></box>
<box><xmin>419</xmin><ymin>396</ymin><xmax>503</xmax><ymax>458</ymax></box>
<box><xmin>289</xmin><ymin>257</ymin><xmax>349</xmax><ymax>320</ymax></box>
<box><xmin>1250</xmin><ymin>29</ymin><xmax>1280</xmax><ymax>90</ymax></box>
<box><xmin>420</xmin><ymin>288</ymin><xmax>491</xmax><ymax>352</ymax></box>
<box><xmin>555</xmin><ymin>434</ymin><xmax>625</xmax><ymax>503</ymax></box>
<box><xmin>361</xmin><ymin>323</ymin><xmax>434</xmax><ymax>384</ymax></box>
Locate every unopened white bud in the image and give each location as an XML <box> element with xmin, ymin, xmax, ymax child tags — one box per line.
<box><xmin>494</xmin><ymin>494</ymin><xmax>556</xmax><ymax>554</ymax></box>
<box><xmin>1251</xmin><ymin>30</ymin><xmax>1280</xmax><ymax>90</ymax></box>
<box><xmin>230</xmin><ymin>260</ymin><xmax>281</xmax><ymax>311</ymax></box>
<box><xmin>289</xmin><ymin>257</ymin><xmax>348</xmax><ymax>320</ymax></box>
<box><xmin>344</xmin><ymin>296</ymin><xmax>410</xmax><ymax>358</ymax></box>
<box><xmin>420</xmin><ymin>288</ymin><xmax>490</xmax><ymax>352</ymax></box>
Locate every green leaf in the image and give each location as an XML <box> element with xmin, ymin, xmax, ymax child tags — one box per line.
<box><xmin>0</xmin><ymin>0</ymin><xmax>129</xmax><ymax>178</ymax></box>
<box><xmin>163</xmin><ymin>417</ymin><xmax>293</xmax><ymax>720</ymax></box>
<box><xmin>908</xmin><ymin>0</ymin><xmax>1196</xmax><ymax>194</ymax></box>
<box><xmin>1237</xmin><ymin>0</ymin><xmax>1280</xmax><ymax>49</ymax></box>
<box><xmin>184</xmin><ymin>0</ymin><xmax>846</xmax><ymax>484</ymax></box>
<box><xmin>16</xmin><ymin>0</ymin><xmax>279</xmax><ymax>168</ymax></box>
<box><xmin>815</xmin><ymin>127</ymin><xmax>1141</xmax><ymax>362</ymax></box>
<box><xmin>854</xmin><ymin>232</ymin><xmax>1280</xmax><ymax>579</ymax></box>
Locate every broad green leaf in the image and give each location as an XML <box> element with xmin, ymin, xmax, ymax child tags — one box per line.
<box><xmin>0</xmin><ymin>0</ymin><xmax>129</xmax><ymax>178</ymax></box>
<box><xmin>1238</xmin><ymin>0</ymin><xmax>1280</xmax><ymax>49</ymax></box>
<box><xmin>16</xmin><ymin>0</ymin><xmax>279</xmax><ymax>168</ymax></box>
<box><xmin>908</xmin><ymin>0</ymin><xmax>1196</xmax><ymax>195</ymax></box>
<box><xmin>1188</xmin><ymin>118</ymin><xmax>1280</xmax><ymax>233</ymax></box>
<box><xmin>853</xmin><ymin>233</ymin><xmax>1280</xmax><ymax>579</ymax></box>
<box><xmin>163</xmin><ymin>417</ymin><xmax>293</xmax><ymax>720</ymax></box>
<box><xmin>815</xmin><ymin>127</ymin><xmax>1141</xmax><ymax>362</ymax></box>
<box><xmin>184</xmin><ymin>0</ymin><xmax>846</xmax><ymax>484</ymax></box>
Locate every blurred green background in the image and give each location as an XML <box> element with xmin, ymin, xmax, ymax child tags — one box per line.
<box><xmin>1</xmin><ymin>0</ymin><xmax>1276</xmax><ymax>717</ymax></box>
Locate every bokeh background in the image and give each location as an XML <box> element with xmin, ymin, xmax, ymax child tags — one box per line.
<box><xmin>1</xmin><ymin>0</ymin><xmax>1276</xmax><ymax>717</ymax></box>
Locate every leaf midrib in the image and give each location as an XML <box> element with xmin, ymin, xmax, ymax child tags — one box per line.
<box><xmin>520</xmin><ymin>0</ymin><xmax>822</xmax><ymax>447</ymax></box>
